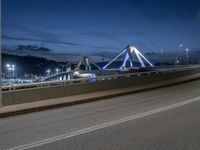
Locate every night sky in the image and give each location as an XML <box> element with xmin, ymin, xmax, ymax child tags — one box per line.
<box><xmin>2</xmin><ymin>0</ymin><xmax>200</xmax><ymax>62</ymax></box>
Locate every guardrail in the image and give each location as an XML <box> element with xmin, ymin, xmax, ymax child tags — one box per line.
<box><xmin>2</xmin><ymin>66</ymin><xmax>200</xmax><ymax>106</ymax></box>
<box><xmin>2</xmin><ymin>66</ymin><xmax>200</xmax><ymax>92</ymax></box>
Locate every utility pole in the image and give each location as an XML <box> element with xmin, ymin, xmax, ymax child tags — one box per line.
<box><xmin>185</xmin><ymin>48</ymin><xmax>189</xmax><ymax>65</ymax></box>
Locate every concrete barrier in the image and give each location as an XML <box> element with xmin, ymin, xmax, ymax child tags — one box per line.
<box><xmin>2</xmin><ymin>67</ymin><xmax>200</xmax><ymax>106</ymax></box>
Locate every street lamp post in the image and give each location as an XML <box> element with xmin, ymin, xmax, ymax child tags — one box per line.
<box><xmin>6</xmin><ymin>64</ymin><xmax>16</xmax><ymax>83</ymax></box>
<box><xmin>179</xmin><ymin>44</ymin><xmax>183</xmax><ymax>65</ymax></box>
<box><xmin>185</xmin><ymin>48</ymin><xmax>189</xmax><ymax>65</ymax></box>
<box><xmin>6</xmin><ymin>64</ymin><xmax>15</xmax><ymax>78</ymax></box>
<box><xmin>55</xmin><ymin>68</ymin><xmax>59</xmax><ymax>74</ymax></box>
<box><xmin>175</xmin><ymin>57</ymin><xmax>180</xmax><ymax>66</ymax></box>
<box><xmin>11</xmin><ymin>65</ymin><xmax>15</xmax><ymax>80</ymax></box>
<box><xmin>46</xmin><ymin>69</ymin><xmax>51</xmax><ymax>76</ymax></box>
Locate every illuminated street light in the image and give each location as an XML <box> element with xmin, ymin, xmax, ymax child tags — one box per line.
<box><xmin>185</xmin><ymin>48</ymin><xmax>189</xmax><ymax>65</ymax></box>
<box><xmin>179</xmin><ymin>44</ymin><xmax>183</xmax><ymax>49</ymax></box>
<box><xmin>6</xmin><ymin>64</ymin><xmax>16</xmax><ymax>80</ymax></box>
<box><xmin>46</xmin><ymin>69</ymin><xmax>51</xmax><ymax>76</ymax></box>
<box><xmin>178</xmin><ymin>44</ymin><xmax>183</xmax><ymax>65</ymax></box>
<box><xmin>175</xmin><ymin>57</ymin><xmax>180</xmax><ymax>65</ymax></box>
<box><xmin>55</xmin><ymin>68</ymin><xmax>59</xmax><ymax>74</ymax></box>
<box><xmin>6</xmin><ymin>64</ymin><xmax>11</xmax><ymax>68</ymax></box>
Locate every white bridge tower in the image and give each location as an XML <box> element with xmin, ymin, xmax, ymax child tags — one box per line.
<box><xmin>103</xmin><ymin>45</ymin><xmax>154</xmax><ymax>70</ymax></box>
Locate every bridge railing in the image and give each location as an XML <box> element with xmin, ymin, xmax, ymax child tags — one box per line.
<box><xmin>2</xmin><ymin>66</ymin><xmax>200</xmax><ymax>91</ymax></box>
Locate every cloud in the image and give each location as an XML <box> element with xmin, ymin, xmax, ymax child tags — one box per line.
<box><xmin>3</xmin><ymin>35</ymin><xmax>119</xmax><ymax>51</ymax></box>
<box><xmin>3</xmin><ymin>46</ymin><xmax>79</xmax><ymax>62</ymax></box>
<box><xmin>2</xmin><ymin>44</ymin><xmax>52</xmax><ymax>58</ymax></box>
<box><xmin>2</xmin><ymin>23</ymin><xmax>120</xmax><ymax>51</ymax></box>
<box><xmin>16</xmin><ymin>45</ymin><xmax>51</xmax><ymax>52</ymax></box>
<box><xmin>2</xmin><ymin>43</ymin><xmax>119</xmax><ymax>62</ymax></box>
<box><xmin>2</xmin><ymin>23</ymin><xmax>64</xmax><ymax>42</ymax></box>
<box><xmin>2</xmin><ymin>35</ymin><xmax>81</xmax><ymax>46</ymax></box>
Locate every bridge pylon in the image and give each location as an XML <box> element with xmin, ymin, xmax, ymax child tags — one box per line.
<box><xmin>103</xmin><ymin>45</ymin><xmax>154</xmax><ymax>70</ymax></box>
<box><xmin>75</xmin><ymin>57</ymin><xmax>102</xmax><ymax>71</ymax></box>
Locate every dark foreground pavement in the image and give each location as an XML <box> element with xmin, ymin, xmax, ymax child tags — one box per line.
<box><xmin>0</xmin><ymin>80</ymin><xmax>200</xmax><ymax>150</ymax></box>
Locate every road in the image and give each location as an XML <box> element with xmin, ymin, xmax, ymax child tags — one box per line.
<box><xmin>0</xmin><ymin>79</ymin><xmax>200</xmax><ymax>150</ymax></box>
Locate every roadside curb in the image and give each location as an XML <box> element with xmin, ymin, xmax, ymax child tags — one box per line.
<box><xmin>0</xmin><ymin>74</ymin><xmax>200</xmax><ymax>118</ymax></box>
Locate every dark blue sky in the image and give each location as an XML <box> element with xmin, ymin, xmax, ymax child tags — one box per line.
<box><xmin>2</xmin><ymin>0</ymin><xmax>200</xmax><ymax>62</ymax></box>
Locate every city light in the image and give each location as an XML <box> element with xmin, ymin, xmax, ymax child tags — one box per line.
<box><xmin>46</xmin><ymin>69</ymin><xmax>51</xmax><ymax>76</ymax></box>
<box><xmin>6</xmin><ymin>64</ymin><xmax>16</xmax><ymax>82</ymax></box>
<box><xmin>55</xmin><ymin>68</ymin><xmax>59</xmax><ymax>74</ymax></box>
<box><xmin>185</xmin><ymin>48</ymin><xmax>189</xmax><ymax>65</ymax></box>
<box><xmin>177</xmin><ymin>44</ymin><xmax>183</xmax><ymax>65</ymax></box>
<box><xmin>6</xmin><ymin>64</ymin><xmax>11</xmax><ymax>68</ymax></box>
<box><xmin>179</xmin><ymin>44</ymin><xmax>183</xmax><ymax>49</ymax></box>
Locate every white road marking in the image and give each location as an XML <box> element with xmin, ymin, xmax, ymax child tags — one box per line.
<box><xmin>7</xmin><ymin>96</ymin><xmax>200</xmax><ymax>150</ymax></box>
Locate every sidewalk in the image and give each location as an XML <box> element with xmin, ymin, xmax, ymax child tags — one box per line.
<box><xmin>1</xmin><ymin>73</ymin><xmax>200</xmax><ymax>118</ymax></box>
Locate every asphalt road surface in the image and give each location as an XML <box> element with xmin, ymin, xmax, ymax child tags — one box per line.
<box><xmin>0</xmin><ymin>79</ymin><xmax>200</xmax><ymax>150</ymax></box>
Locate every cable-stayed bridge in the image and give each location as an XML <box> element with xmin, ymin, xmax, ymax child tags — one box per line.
<box><xmin>42</xmin><ymin>45</ymin><xmax>154</xmax><ymax>82</ymax></box>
